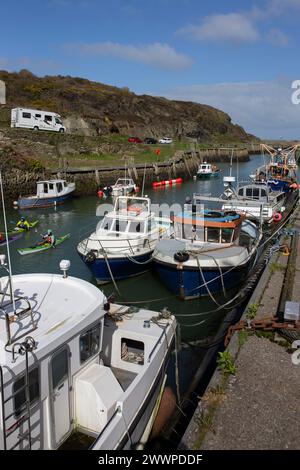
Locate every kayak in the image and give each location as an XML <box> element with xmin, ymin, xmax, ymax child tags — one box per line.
<box><xmin>0</xmin><ymin>221</ymin><xmax>39</xmax><ymax>240</ymax></box>
<box><xmin>0</xmin><ymin>233</ymin><xmax>23</xmax><ymax>246</ymax></box>
<box><xmin>18</xmin><ymin>234</ymin><xmax>70</xmax><ymax>256</ymax></box>
<box><xmin>8</xmin><ymin>220</ymin><xmax>39</xmax><ymax>236</ymax></box>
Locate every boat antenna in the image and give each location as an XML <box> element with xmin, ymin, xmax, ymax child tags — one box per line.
<box><xmin>0</xmin><ymin>170</ymin><xmax>16</xmax><ymax>313</ymax></box>
<box><xmin>229</xmin><ymin>149</ymin><xmax>234</xmax><ymax>177</ymax></box>
<box><xmin>141</xmin><ymin>162</ymin><xmax>146</xmax><ymax>197</ymax></box>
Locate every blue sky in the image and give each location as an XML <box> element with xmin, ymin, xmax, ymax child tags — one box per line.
<box><xmin>1</xmin><ymin>0</ymin><xmax>300</xmax><ymax>138</ymax></box>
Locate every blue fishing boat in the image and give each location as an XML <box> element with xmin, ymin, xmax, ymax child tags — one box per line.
<box><xmin>153</xmin><ymin>206</ymin><xmax>262</xmax><ymax>300</ymax></box>
<box><xmin>77</xmin><ymin>195</ymin><xmax>172</xmax><ymax>284</ymax></box>
<box><xmin>253</xmin><ymin>144</ymin><xmax>299</xmax><ymax>193</ymax></box>
<box><xmin>14</xmin><ymin>179</ymin><xmax>75</xmax><ymax>209</ymax></box>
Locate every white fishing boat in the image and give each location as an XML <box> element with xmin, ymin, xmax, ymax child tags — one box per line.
<box><xmin>103</xmin><ymin>178</ymin><xmax>136</xmax><ymax>197</ymax></box>
<box><xmin>0</xmin><ymin>259</ymin><xmax>176</xmax><ymax>450</ymax></box>
<box><xmin>196</xmin><ymin>162</ymin><xmax>220</xmax><ymax>179</ymax></box>
<box><xmin>14</xmin><ymin>179</ymin><xmax>75</xmax><ymax>209</ymax></box>
<box><xmin>77</xmin><ymin>195</ymin><xmax>172</xmax><ymax>284</ymax></box>
<box><xmin>220</xmin><ymin>177</ymin><xmax>287</xmax><ymax>223</ymax></box>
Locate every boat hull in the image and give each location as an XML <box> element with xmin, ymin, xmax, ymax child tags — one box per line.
<box><xmin>267</xmin><ymin>179</ymin><xmax>293</xmax><ymax>192</ymax></box>
<box><xmin>17</xmin><ymin>192</ymin><xmax>74</xmax><ymax>209</ymax></box>
<box><xmin>80</xmin><ymin>251</ymin><xmax>153</xmax><ymax>283</ymax></box>
<box><xmin>153</xmin><ymin>257</ymin><xmax>254</xmax><ymax>300</ymax></box>
<box><xmin>197</xmin><ymin>170</ymin><xmax>220</xmax><ymax>179</ymax></box>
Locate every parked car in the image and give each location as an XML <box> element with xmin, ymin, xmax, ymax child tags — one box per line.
<box><xmin>159</xmin><ymin>137</ymin><xmax>173</xmax><ymax>144</ymax></box>
<box><xmin>128</xmin><ymin>136</ymin><xmax>142</xmax><ymax>143</ymax></box>
<box><xmin>144</xmin><ymin>137</ymin><xmax>158</xmax><ymax>144</ymax></box>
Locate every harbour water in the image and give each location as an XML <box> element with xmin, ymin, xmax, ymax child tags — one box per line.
<box><xmin>0</xmin><ymin>154</ymin><xmax>281</xmax><ymax>344</ymax></box>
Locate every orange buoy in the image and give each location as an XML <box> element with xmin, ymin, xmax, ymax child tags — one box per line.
<box><xmin>97</xmin><ymin>190</ymin><xmax>104</xmax><ymax>198</ymax></box>
<box><xmin>272</xmin><ymin>212</ymin><xmax>282</xmax><ymax>223</ymax></box>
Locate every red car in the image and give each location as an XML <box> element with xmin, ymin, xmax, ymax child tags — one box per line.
<box><xmin>128</xmin><ymin>137</ymin><xmax>142</xmax><ymax>143</ymax></box>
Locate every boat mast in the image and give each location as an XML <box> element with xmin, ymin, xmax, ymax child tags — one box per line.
<box><xmin>0</xmin><ymin>170</ymin><xmax>16</xmax><ymax>312</ymax></box>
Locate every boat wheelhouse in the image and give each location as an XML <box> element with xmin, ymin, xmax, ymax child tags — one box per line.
<box><xmin>15</xmin><ymin>179</ymin><xmax>75</xmax><ymax>209</ymax></box>
<box><xmin>252</xmin><ymin>144</ymin><xmax>299</xmax><ymax>192</ymax></box>
<box><xmin>77</xmin><ymin>196</ymin><xmax>172</xmax><ymax>284</ymax></box>
<box><xmin>153</xmin><ymin>206</ymin><xmax>262</xmax><ymax>300</ymax></box>
<box><xmin>197</xmin><ymin>162</ymin><xmax>220</xmax><ymax>179</ymax></box>
<box><xmin>220</xmin><ymin>178</ymin><xmax>287</xmax><ymax>223</ymax></box>
<box><xmin>0</xmin><ymin>266</ymin><xmax>176</xmax><ymax>450</ymax></box>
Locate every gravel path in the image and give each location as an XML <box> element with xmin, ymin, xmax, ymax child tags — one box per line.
<box><xmin>201</xmin><ymin>335</ymin><xmax>300</xmax><ymax>450</ymax></box>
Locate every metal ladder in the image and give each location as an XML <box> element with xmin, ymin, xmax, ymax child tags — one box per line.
<box><xmin>0</xmin><ymin>292</ymin><xmax>37</xmax><ymax>346</ymax></box>
<box><xmin>0</xmin><ymin>337</ymin><xmax>36</xmax><ymax>450</ymax></box>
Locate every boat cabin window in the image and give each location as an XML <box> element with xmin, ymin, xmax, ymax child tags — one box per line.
<box><xmin>43</xmin><ymin>183</ymin><xmax>48</xmax><ymax>194</ymax></box>
<box><xmin>13</xmin><ymin>367</ymin><xmax>40</xmax><ymax>417</ymax></box>
<box><xmin>148</xmin><ymin>218</ymin><xmax>157</xmax><ymax>232</ymax></box>
<box><xmin>121</xmin><ymin>338</ymin><xmax>144</xmax><ymax>365</ymax></box>
<box><xmin>252</xmin><ymin>188</ymin><xmax>260</xmax><ymax>199</ymax></box>
<box><xmin>112</xmin><ymin>219</ymin><xmax>128</xmax><ymax>233</ymax></box>
<box><xmin>128</xmin><ymin>221</ymin><xmax>145</xmax><ymax>233</ymax></box>
<box><xmin>101</xmin><ymin>216</ymin><xmax>114</xmax><ymax>231</ymax></box>
<box><xmin>52</xmin><ymin>349</ymin><xmax>69</xmax><ymax>389</ymax></box>
<box><xmin>80</xmin><ymin>324</ymin><xmax>101</xmax><ymax>364</ymax></box>
<box><xmin>56</xmin><ymin>182</ymin><xmax>63</xmax><ymax>193</ymax></box>
<box><xmin>49</xmin><ymin>183</ymin><xmax>54</xmax><ymax>190</ymax></box>
<box><xmin>222</xmin><ymin>228</ymin><xmax>234</xmax><ymax>243</ymax></box>
<box><xmin>206</xmin><ymin>228</ymin><xmax>220</xmax><ymax>243</ymax></box>
<box><xmin>64</xmin><ymin>182</ymin><xmax>68</xmax><ymax>187</ymax></box>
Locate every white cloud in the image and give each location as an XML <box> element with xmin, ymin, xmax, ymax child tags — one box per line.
<box><xmin>159</xmin><ymin>79</ymin><xmax>300</xmax><ymax>139</ymax></box>
<box><xmin>65</xmin><ymin>42</ymin><xmax>194</xmax><ymax>70</ymax></box>
<box><xmin>267</xmin><ymin>28</ymin><xmax>289</xmax><ymax>46</ymax></box>
<box><xmin>177</xmin><ymin>13</ymin><xmax>260</xmax><ymax>44</ymax></box>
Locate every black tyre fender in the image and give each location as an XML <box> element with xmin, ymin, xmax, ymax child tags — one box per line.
<box><xmin>174</xmin><ymin>250</ymin><xmax>189</xmax><ymax>263</ymax></box>
<box><xmin>223</xmin><ymin>210</ymin><xmax>237</xmax><ymax>217</ymax></box>
<box><xmin>205</xmin><ymin>211</ymin><xmax>222</xmax><ymax>218</ymax></box>
<box><xmin>84</xmin><ymin>250</ymin><xmax>96</xmax><ymax>263</ymax></box>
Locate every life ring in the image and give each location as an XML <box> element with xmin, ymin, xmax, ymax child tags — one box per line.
<box><xmin>128</xmin><ymin>206</ymin><xmax>142</xmax><ymax>214</ymax></box>
<box><xmin>174</xmin><ymin>251</ymin><xmax>189</xmax><ymax>263</ymax></box>
<box><xmin>272</xmin><ymin>212</ymin><xmax>282</xmax><ymax>223</ymax></box>
<box><xmin>84</xmin><ymin>250</ymin><xmax>96</xmax><ymax>263</ymax></box>
<box><xmin>281</xmin><ymin>245</ymin><xmax>290</xmax><ymax>256</ymax></box>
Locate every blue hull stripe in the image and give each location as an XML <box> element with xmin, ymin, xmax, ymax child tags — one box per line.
<box><xmin>81</xmin><ymin>252</ymin><xmax>153</xmax><ymax>283</ymax></box>
<box><xmin>18</xmin><ymin>193</ymin><xmax>73</xmax><ymax>209</ymax></box>
<box><xmin>153</xmin><ymin>260</ymin><xmax>251</xmax><ymax>299</ymax></box>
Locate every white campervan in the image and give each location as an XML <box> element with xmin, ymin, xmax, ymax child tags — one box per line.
<box><xmin>11</xmin><ymin>107</ymin><xmax>66</xmax><ymax>133</ymax></box>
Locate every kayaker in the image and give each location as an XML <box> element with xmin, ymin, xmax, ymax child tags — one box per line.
<box><xmin>40</xmin><ymin>230</ymin><xmax>56</xmax><ymax>247</ymax></box>
<box><xmin>15</xmin><ymin>217</ymin><xmax>30</xmax><ymax>231</ymax></box>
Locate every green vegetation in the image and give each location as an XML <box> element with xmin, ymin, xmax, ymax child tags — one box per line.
<box><xmin>245</xmin><ymin>303</ymin><xmax>259</xmax><ymax>320</ymax></box>
<box><xmin>238</xmin><ymin>329</ymin><xmax>252</xmax><ymax>348</ymax></box>
<box><xmin>217</xmin><ymin>350</ymin><xmax>236</xmax><ymax>376</ymax></box>
<box><xmin>269</xmin><ymin>262</ymin><xmax>286</xmax><ymax>275</ymax></box>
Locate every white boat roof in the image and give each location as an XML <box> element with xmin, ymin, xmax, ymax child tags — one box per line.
<box><xmin>0</xmin><ymin>274</ymin><xmax>106</xmax><ymax>371</ymax></box>
<box><xmin>37</xmin><ymin>179</ymin><xmax>68</xmax><ymax>184</ymax></box>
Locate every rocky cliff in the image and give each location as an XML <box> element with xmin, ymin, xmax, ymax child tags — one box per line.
<box><xmin>0</xmin><ymin>69</ymin><xmax>253</xmax><ymax>141</ymax></box>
